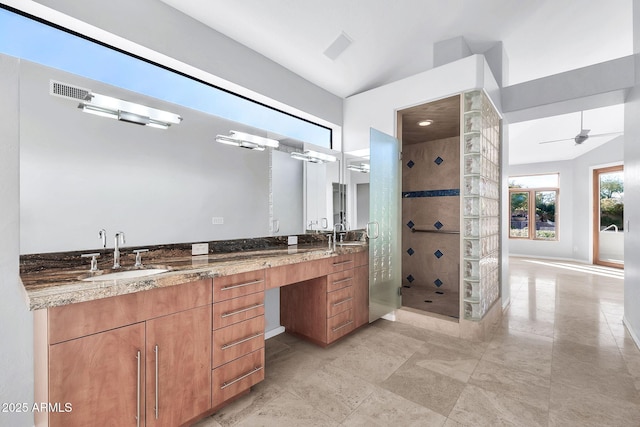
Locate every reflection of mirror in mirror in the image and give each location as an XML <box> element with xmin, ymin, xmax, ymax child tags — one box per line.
<box><xmin>300</xmin><ymin>145</ymin><xmax>342</xmax><ymax>233</ymax></box>
<box><xmin>344</xmin><ymin>151</ymin><xmax>370</xmax><ymax>230</ymax></box>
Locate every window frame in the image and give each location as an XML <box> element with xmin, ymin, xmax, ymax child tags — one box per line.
<box><xmin>509</xmin><ymin>175</ymin><xmax>559</xmax><ymax>241</ymax></box>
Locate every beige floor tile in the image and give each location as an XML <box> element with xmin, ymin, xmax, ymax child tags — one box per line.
<box><xmin>549</xmin><ymin>381</ymin><xmax>640</xmax><ymax>427</ymax></box>
<box><xmin>552</xmin><ymin>339</ymin><xmax>640</xmax><ymax>404</ymax></box>
<box><xmin>288</xmin><ymin>364</ymin><xmax>376</xmax><ymax>422</ymax></box>
<box><xmin>209</xmin><ymin>380</ymin><xmax>285</xmax><ymax>427</ymax></box>
<box><xmin>380</xmin><ymin>350</ymin><xmax>466</xmax><ymax>416</ymax></box>
<box><xmin>341</xmin><ymin>388</ymin><xmax>447</xmax><ymax>427</ymax></box>
<box><xmin>414</xmin><ymin>342</ymin><xmax>480</xmax><ymax>383</ymax></box>
<box><xmin>234</xmin><ymin>391</ymin><xmax>339</xmax><ymax>427</ymax></box>
<box><xmin>469</xmin><ymin>359</ymin><xmax>550</xmax><ymax>411</ymax></box>
<box><xmin>448</xmin><ymin>384</ymin><xmax>548</xmax><ymax>427</ymax></box>
<box><xmin>481</xmin><ymin>328</ymin><xmax>554</xmax><ymax>379</ymax></box>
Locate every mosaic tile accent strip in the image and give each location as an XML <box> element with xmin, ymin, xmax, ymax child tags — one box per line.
<box><xmin>402</xmin><ymin>189</ymin><xmax>460</xmax><ymax>198</ymax></box>
<box><xmin>434</xmin><ymin>278</ymin><xmax>443</xmax><ymax>287</ymax></box>
<box><xmin>434</xmin><ymin>221</ymin><xmax>443</xmax><ymax>230</ymax></box>
<box><xmin>407</xmin><ymin>248</ymin><xmax>415</xmax><ymax>256</ymax></box>
<box><xmin>407</xmin><ymin>160</ymin><xmax>415</xmax><ymax>168</ymax></box>
<box><xmin>406</xmin><ymin>274</ymin><xmax>415</xmax><ymax>283</ymax></box>
<box><xmin>434</xmin><ymin>250</ymin><xmax>444</xmax><ymax>259</ymax></box>
<box><xmin>434</xmin><ymin>156</ymin><xmax>444</xmax><ymax>165</ymax></box>
<box><xmin>406</xmin><ymin>220</ymin><xmax>415</xmax><ymax>229</ymax></box>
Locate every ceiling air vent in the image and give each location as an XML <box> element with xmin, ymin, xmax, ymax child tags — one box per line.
<box><xmin>49</xmin><ymin>80</ymin><xmax>92</xmax><ymax>101</ymax></box>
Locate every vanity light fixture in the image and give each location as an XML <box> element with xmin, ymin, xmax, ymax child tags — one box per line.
<box><xmin>77</xmin><ymin>92</ymin><xmax>182</xmax><ymax>129</ymax></box>
<box><xmin>417</xmin><ymin>119</ymin><xmax>433</xmax><ymax>127</ymax></box>
<box><xmin>215</xmin><ymin>131</ymin><xmax>279</xmax><ymax>151</ymax></box>
<box><xmin>290</xmin><ymin>150</ymin><xmax>337</xmax><ymax>163</ymax></box>
<box><xmin>347</xmin><ymin>162</ymin><xmax>370</xmax><ymax>173</ymax></box>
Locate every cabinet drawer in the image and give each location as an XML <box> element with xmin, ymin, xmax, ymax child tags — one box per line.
<box><xmin>213</xmin><ymin>316</ymin><xmax>264</xmax><ymax>368</ymax></box>
<box><xmin>265</xmin><ymin>258</ymin><xmax>328</xmax><ymax>288</ymax></box>
<box><xmin>327</xmin><ymin>270</ymin><xmax>355</xmax><ymax>293</ymax></box>
<box><xmin>327</xmin><ymin>309</ymin><xmax>355</xmax><ymax>343</ymax></box>
<box><xmin>327</xmin><ymin>254</ymin><xmax>355</xmax><ymax>274</ymax></box>
<box><xmin>48</xmin><ymin>278</ymin><xmax>212</xmax><ymax>344</ymax></box>
<box><xmin>212</xmin><ymin>348</ymin><xmax>264</xmax><ymax>408</ymax></box>
<box><xmin>214</xmin><ymin>270</ymin><xmax>265</xmax><ymax>302</ymax></box>
<box><xmin>327</xmin><ymin>286</ymin><xmax>354</xmax><ymax>318</ymax></box>
<box><xmin>213</xmin><ymin>292</ymin><xmax>265</xmax><ymax>330</ymax></box>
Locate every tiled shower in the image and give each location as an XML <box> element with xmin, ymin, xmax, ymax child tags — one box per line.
<box><xmin>401</xmin><ymin>90</ymin><xmax>501</xmax><ymax>321</ymax></box>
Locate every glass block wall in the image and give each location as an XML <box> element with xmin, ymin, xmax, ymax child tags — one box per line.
<box><xmin>462</xmin><ymin>90</ymin><xmax>501</xmax><ymax>321</ymax></box>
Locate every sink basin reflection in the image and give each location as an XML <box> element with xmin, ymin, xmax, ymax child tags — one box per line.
<box><xmin>82</xmin><ymin>268</ymin><xmax>169</xmax><ymax>282</ymax></box>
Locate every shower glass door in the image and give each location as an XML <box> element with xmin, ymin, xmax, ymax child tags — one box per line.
<box><xmin>369</xmin><ymin>128</ymin><xmax>401</xmax><ymax>322</ymax></box>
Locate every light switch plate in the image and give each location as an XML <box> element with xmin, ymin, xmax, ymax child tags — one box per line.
<box><xmin>287</xmin><ymin>236</ymin><xmax>298</xmax><ymax>246</ymax></box>
<box><xmin>192</xmin><ymin>243</ymin><xmax>209</xmax><ymax>256</ymax></box>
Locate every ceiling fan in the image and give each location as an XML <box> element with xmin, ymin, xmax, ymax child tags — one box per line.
<box><xmin>539</xmin><ymin>111</ymin><xmax>623</xmax><ymax>145</ymax></box>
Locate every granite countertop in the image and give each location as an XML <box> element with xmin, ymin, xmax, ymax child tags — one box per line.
<box><xmin>20</xmin><ymin>235</ymin><xmax>368</xmax><ymax>311</ymax></box>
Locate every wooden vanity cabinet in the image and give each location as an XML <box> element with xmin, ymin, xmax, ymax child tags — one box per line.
<box><xmin>35</xmin><ymin>279</ymin><xmax>212</xmax><ymax>427</ymax></box>
<box><xmin>211</xmin><ymin>270</ymin><xmax>266</xmax><ymax>409</ymax></box>
<box><xmin>280</xmin><ymin>251</ymin><xmax>369</xmax><ymax>346</ymax></box>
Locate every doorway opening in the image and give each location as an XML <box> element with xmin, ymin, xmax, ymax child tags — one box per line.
<box><xmin>593</xmin><ymin>165</ymin><xmax>624</xmax><ymax>268</ymax></box>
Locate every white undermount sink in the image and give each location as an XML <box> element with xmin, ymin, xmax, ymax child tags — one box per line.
<box><xmin>82</xmin><ymin>268</ymin><xmax>169</xmax><ymax>282</ymax></box>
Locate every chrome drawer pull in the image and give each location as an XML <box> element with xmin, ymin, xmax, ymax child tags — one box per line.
<box><xmin>221</xmin><ymin>279</ymin><xmax>264</xmax><ymax>291</ymax></box>
<box><xmin>221</xmin><ymin>332</ymin><xmax>263</xmax><ymax>350</ymax></box>
<box><xmin>220</xmin><ymin>366</ymin><xmax>263</xmax><ymax>390</ymax></box>
<box><xmin>332</xmin><ymin>297</ymin><xmax>353</xmax><ymax>307</ymax></box>
<box><xmin>332</xmin><ymin>319</ymin><xmax>353</xmax><ymax>332</ymax></box>
<box><xmin>332</xmin><ymin>260</ymin><xmax>353</xmax><ymax>266</ymax></box>
<box><xmin>136</xmin><ymin>351</ymin><xmax>141</xmax><ymax>427</ymax></box>
<box><xmin>154</xmin><ymin>345</ymin><xmax>159</xmax><ymax>420</ymax></box>
<box><xmin>221</xmin><ymin>303</ymin><xmax>264</xmax><ymax>318</ymax></box>
<box><xmin>332</xmin><ymin>277</ymin><xmax>353</xmax><ymax>285</ymax></box>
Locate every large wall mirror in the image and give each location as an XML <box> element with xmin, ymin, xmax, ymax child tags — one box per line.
<box><xmin>17</xmin><ymin>58</ymin><xmax>344</xmax><ymax>253</ymax></box>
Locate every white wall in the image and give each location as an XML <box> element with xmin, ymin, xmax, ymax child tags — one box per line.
<box><xmin>0</xmin><ymin>56</ymin><xmax>33</xmax><ymax>427</ymax></box>
<box><xmin>343</xmin><ymin>55</ymin><xmax>484</xmax><ymax>152</ymax></box>
<box><xmin>623</xmin><ymin>0</ymin><xmax>640</xmax><ymax>346</ymax></box>
<box><xmin>508</xmin><ymin>136</ymin><xmax>623</xmax><ymax>262</ymax></box>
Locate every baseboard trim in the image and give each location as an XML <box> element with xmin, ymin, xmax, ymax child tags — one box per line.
<box><xmin>509</xmin><ymin>253</ymin><xmax>590</xmax><ymax>264</ymax></box>
<box><xmin>265</xmin><ymin>325</ymin><xmax>285</xmax><ymax>340</ymax></box>
<box><xmin>623</xmin><ymin>316</ymin><xmax>640</xmax><ymax>350</ymax></box>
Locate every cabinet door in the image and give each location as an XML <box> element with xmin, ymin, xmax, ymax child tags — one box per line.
<box><xmin>49</xmin><ymin>323</ymin><xmax>145</xmax><ymax>427</ymax></box>
<box><xmin>146</xmin><ymin>305</ymin><xmax>211</xmax><ymax>427</ymax></box>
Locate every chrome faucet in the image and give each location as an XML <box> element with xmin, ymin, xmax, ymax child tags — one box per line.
<box><xmin>99</xmin><ymin>229</ymin><xmax>107</xmax><ymax>248</ymax></box>
<box><xmin>333</xmin><ymin>223</ymin><xmax>345</xmax><ymax>250</ymax></box>
<box><xmin>113</xmin><ymin>231</ymin><xmax>125</xmax><ymax>269</ymax></box>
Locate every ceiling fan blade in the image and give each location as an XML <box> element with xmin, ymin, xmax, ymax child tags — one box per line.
<box><xmin>587</xmin><ymin>131</ymin><xmax>623</xmax><ymax>138</ymax></box>
<box><xmin>539</xmin><ymin>137</ymin><xmax>574</xmax><ymax>145</ymax></box>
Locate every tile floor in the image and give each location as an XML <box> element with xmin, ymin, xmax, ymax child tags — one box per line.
<box><xmin>193</xmin><ymin>257</ymin><xmax>640</xmax><ymax>426</ymax></box>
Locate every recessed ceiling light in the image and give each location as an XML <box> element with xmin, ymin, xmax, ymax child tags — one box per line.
<box><xmin>417</xmin><ymin>120</ymin><xmax>433</xmax><ymax>127</ymax></box>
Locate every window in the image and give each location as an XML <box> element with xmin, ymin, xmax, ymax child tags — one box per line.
<box><xmin>509</xmin><ymin>174</ymin><xmax>558</xmax><ymax>240</ymax></box>
<box><xmin>0</xmin><ymin>6</ymin><xmax>332</xmax><ymax>148</ymax></box>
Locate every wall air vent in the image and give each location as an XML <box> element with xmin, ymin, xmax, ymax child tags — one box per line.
<box><xmin>49</xmin><ymin>80</ymin><xmax>92</xmax><ymax>101</ymax></box>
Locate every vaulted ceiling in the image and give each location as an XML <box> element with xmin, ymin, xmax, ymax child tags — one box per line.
<box><xmin>159</xmin><ymin>0</ymin><xmax>632</xmax><ymax>164</ymax></box>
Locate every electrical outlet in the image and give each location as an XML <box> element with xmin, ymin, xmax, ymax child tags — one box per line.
<box><xmin>288</xmin><ymin>236</ymin><xmax>298</xmax><ymax>246</ymax></box>
<box><xmin>192</xmin><ymin>243</ymin><xmax>209</xmax><ymax>256</ymax></box>
<box><xmin>212</xmin><ymin>217</ymin><xmax>224</xmax><ymax>225</ymax></box>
